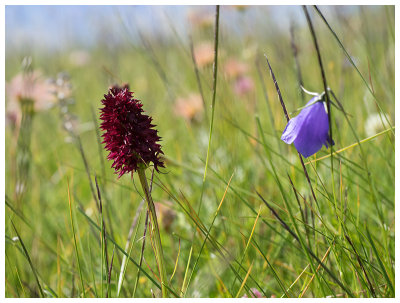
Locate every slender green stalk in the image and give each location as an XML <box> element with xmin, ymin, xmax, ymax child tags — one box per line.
<box><xmin>186</xmin><ymin>174</ymin><xmax>235</xmax><ymax>297</ymax></box>
<box><xmin>230</xmin><ymin>206</ymin><xmax>261</xmax><ymax>292</ymax></box>
<box><xmin>15</xmin><ymin>98</ymin><xmax>34</xmax><ymax>208</ymax></box>
<box><xmin>345</xmin><ymin>235</ymin><xmax>376</xmax><ymax>297</ymax></box>
<box><xmin>100</xmin><ymin>210</ymin><xmax>104</xmax><ymax>298</ymax></box>
<box><xmin>106</xmin><ymin>246</ymin><xmax>115</xmax><ymax>298</ymax></box>
<box><xmin>87</xmin><ymin>233</ymin><xmax>98</xmax><ymax>297</ymax></box>
<box><xmin>198</xmin><ymin>4</ymin><xmax>220</xmax><ymax>214</ymax></box>
<box><xmin>302</xmin><ymin>5</ymin><xmax>339</xmax><ymax>227</ymax></box>
<box><xmin>132</xmin><ymin>211</ymin><xmax>148</xmax><ymax>297</ymax></box>
<box><xmin>251</xmin><ymin>239</ymin><xmax>291</xmax><ymax>298</ymax></box>
<box><xmin>67</xmin><ymin>180</ymin><xmax>85</xmax><ymax>298</ymax></box>
<box><xmin>256</xmin><ymin>191</ymin><xmax>353</xmax><ymax>297</ymax></box>
<box><xmin>10</xmin><ymin>220</ymin><xmax>45</xmax><ymax>298</ymax></box>
<box><xmin>365</xmin><ymin>227</ymin><xmax>394</xmax><ymax>295</ymax></box>
<box><xmin>181</xmin><ymin>245</ymin><xmax>193</xmax><ymax>296</ymax></box>
<box><xmin>189</xmin><ymin>35</ymin><xmax>208</xmax><ymax>123</ymax></box>
<box><xmin>255</xmin><ymin>56</ymin><xmax>281</xmax><ymax>151</ymax></box>
<box><xmin>94</xmin><ymin>176</ymin><xmax>110</xmax><ymax>297</ymax></box>
<box><xmin>289</xmin><ymin>22</ymin><xmax>306</xmax><ymax>104</ymax></box>
<box><xmin>15</xmin><ymin>266</ymin><xmax>26</xmax><ymax>297</ymax></box>
<box><xmin>153</xmin><ymin>174</ymin><xmax>264</xmax><ymax>297</ymax></box>
<box><xmin>264</xmin><ymin>55</ymin><xmax>321</xmax><ymax>213</ymax></box>
<box><xmin>313</xmin><ymin>5</ymin><xmax>394</xmax><ymax>138</ymax></box>
<box><xmin>137</xmin><ymin>167</ymin><xmax>168</xmax><ymax>298</ymax></box>
<box><xmin>122</xmin><ymin>171</ymin><xmax>151</xmax><ymax>297</ymax></box>
<box><xmin>329</xmin><ymin>90</ymin><xmax>385</xmax><ymax>225</ymax></box>
<box><xmin>77</xmin><ymin>207</ymin><xmax>161</xmax><ymax>290</ymax></box>
<box><xmin>255</xmin><ymin>117</ymin><xmax>327</xmax><ymax>297</ymax></box>
<box><xmin>5</xmin><ymin>250</ymin><xmax>19</xmax><ymax>297</ymax></box>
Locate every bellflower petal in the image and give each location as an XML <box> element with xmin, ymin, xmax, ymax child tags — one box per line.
<box><xmin>281</xmin><ymin>115</ymin><xmax>303</xmax><ymax>144</ymax></box>
<box><xmin>281</xmin><ymin>96</ymin><xmax>333</xmax><ymax>158</ymax></box>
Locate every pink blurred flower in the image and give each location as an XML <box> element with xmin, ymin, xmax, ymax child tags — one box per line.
<box><xmin>6</xmin><ymin>71</ymin><xmax>56</xmax><ymax>110</ymax></box>
<box><xmin>174</xmin><ymin>93</ymin><xmax>204</xmax><ymax>122</ymax></box>
<box><xmin>241</xmin><ymin>288</ymin><xmax>264</xmax><ymax>298</ymax></box>
<box><xmin>234</xmin><ymin>75</ymin><xmax>255</xmax><ymax>96</ymax></box>
<box><xmin>6</xmin><ymin>71</ymin><xmax>57</xmax><ymax>129</ymax></box>
<box><xmin>194</xmin><ymin>42</ymin><xmax>214</xmax><ymax>68</ymax></box>
<box><xmin>223</xmin><ymin>58</ymin><xmax>249</xmax><ymax>80</ymax></box>
<box><xmin>187</xmin><ymin>8</ymin><xmax>214</xmax><ymax>29</ymax></box>
<box><xmin>5</xmin><ymin>102</ymin><xmax>21</xmax><ymax>131</ymax></box>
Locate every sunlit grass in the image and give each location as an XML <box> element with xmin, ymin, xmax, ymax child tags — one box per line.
<box><xmin>5</xmin><ymin>5</ymin><xmax>394</xmax><ymax>298</ymax></box>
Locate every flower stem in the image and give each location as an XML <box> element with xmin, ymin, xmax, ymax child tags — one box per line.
<box><xmin>137</xmin><ymin>167</ymin><xmax>168</xmax><ymax>298</ymax></box>
<box><xmin>200</xmin><ymin>4</ymin><xmax>220</xmax><ymax>195</ymax></box>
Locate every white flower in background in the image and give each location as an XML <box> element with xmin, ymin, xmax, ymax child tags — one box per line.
<box><xmin>364</xmin><ymin>112</ymin><xmax>391</xmax><ymax>137</ymax></box>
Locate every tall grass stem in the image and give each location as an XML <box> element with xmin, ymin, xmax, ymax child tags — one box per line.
<box><xmin>137</xmin><ymin>167</ymin><xmax>168</xmax><ymax>297</ymax></box>
<box><xmin>199</xmin><ymin>5</ymin><xmax>220</xmax><ymax>214</ymax></box>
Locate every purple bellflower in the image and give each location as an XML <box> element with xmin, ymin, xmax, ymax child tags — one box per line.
<box><xmin>281</xmin><ymin>95</ymin><xmax>334</xmax><ymax>158</ymax></box>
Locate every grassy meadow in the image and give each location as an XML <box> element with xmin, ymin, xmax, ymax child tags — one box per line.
<box><xmin>5</xmin><ymin>5</ymin><xmax>395</xmax><ymax>298</ymax></box>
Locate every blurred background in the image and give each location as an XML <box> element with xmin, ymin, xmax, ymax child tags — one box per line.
<box><xmin>5</xmin><ymin>5</ymin><xmax>395</xmax><ymax>298</ymax></box>
<box><xmin>6</xmin><ymin>6</ymin><xmax>306</xmax><ymax>51</ymax></box>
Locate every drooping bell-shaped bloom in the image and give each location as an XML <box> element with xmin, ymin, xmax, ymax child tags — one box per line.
<box><xmin>100</xmin><ymin>84</ymin><xmax>164</xmax><ymax>177</ymax></box>
<box><xmin>281</xmin><ymin>96</ymin><xmax>334</xmax><ymax>158</ymax></box>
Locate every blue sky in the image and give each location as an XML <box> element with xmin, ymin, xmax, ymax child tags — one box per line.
<box><xmin>6</xmin><ymin>6</ymin><xmax>166</xmax><ymax>51</ymax></box>
<box><xmin>6</xmin><ymin>5</ymin><xmax>352</xmax><ymax>54</ymax></box>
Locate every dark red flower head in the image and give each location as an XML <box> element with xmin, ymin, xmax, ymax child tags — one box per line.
<box><xmin>100</xmin><ymin>85</ymin><xmax>164</xmax><ymax>177</ymax></box>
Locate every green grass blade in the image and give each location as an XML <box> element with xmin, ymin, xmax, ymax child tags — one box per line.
<box><xmin>76</xmin><ymin>205</ymin><xmax>162</xmax><ymax>290</ymax></box>
<box><xmin>365</xmin><ymin>228</ymin><xmax>394</xmax><ymax>296</ymax></box>
<box><xmin>10</xmin><ymin>220</ymin><xmax>45</xmax><ymax>298</ymax></box>
<box><xmin>67</xmin><ymin>179</ymin><xmax>86</xmax><ymax>298</ymax></box>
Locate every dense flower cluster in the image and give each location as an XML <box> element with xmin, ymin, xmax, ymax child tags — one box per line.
<box><xmin>100</xmin><ymin>85</ymin><xmax>164</xmax><ymax>177</ymax></box>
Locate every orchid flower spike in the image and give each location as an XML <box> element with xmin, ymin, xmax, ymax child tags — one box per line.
<box><xmin>100</xmin><ymin>84</ymin><xmax>164</xmax><ymax>177</ymax></box>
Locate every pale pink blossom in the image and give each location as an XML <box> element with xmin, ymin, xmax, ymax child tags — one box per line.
<box><xmin>223</xmin><ymin>58</ymin><xmax>249</xmax><ymax>80</ymax></box>
<box><xmin>187</xmin><ymin>8</ymin><xmax>214</xmax><ymax>29</ymax></box>
<box><xmin>6</xmin><ymin>71</ymin><xmax>56</xmax><ymax>129</ymax></box>
<box><xmin>6</xmin><ymin>71</ymin><xmax>56</xmax><ymax>110</ymax></box>
<box><xmin>194</xmin><ymin>42</ymin><xmax>214</xmax><ymax>68</ymax></box>
<box><xmin>234</xmin><ymin>75</ymin><xmax>255</xmax><ymax>96</ymax></box>
<box><xmin>174</xmin><ymin>93</ymin><xmax>204</xmax><ymax>122</ymax></box>
<box><xmin>241</xmin><ymin>288</ymin><xmax>264</xmax><ymax>298</ymax></box>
